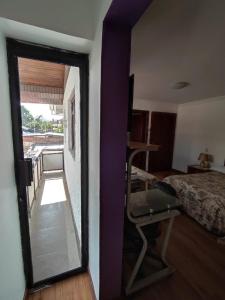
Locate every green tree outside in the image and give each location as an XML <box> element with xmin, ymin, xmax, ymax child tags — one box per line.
<box><xmin>21</xmin><ymin>105</ymin><xmax>63</xmax><ymax>133</ymax></box>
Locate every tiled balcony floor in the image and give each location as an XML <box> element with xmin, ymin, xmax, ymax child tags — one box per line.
<box><xmin>30</xmin><ymin>171</ymin><xmax>81</xmax><ymax>282</ymax></box>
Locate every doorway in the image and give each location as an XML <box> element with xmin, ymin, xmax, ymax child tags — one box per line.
<box><xmin>7</xmin><ymin>39</ymin><xmax>88</xmax><ymax>289</ymax></box>
<box><xmin>148</xmin><ymin>112</ymin><xmax>177</xmax><ymax>172</ymax></box>
<box><xmin>130</xmin><ymin>110</ymin><xmax>149</xmax><ymax>169</ymax></box>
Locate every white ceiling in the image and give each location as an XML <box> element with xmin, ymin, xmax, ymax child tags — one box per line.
<box><xmin>0</xmin><ymin>0</ymin><xmax>98</xmax><ymax>40</ymax></box>
<box><xmin>131</xmin><ymin>0</ymin><xmax>225</xmax><ymax>103</ymax></box>
<box><xmin>0</xmin><ymin>17</ymin><xmax>92</xmax><ymax>53</ymax></box>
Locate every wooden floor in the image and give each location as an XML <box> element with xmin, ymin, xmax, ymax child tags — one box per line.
<box><xmin>123</xmin><ymin>214</ymin><xmax>225</xmax><ymax>300</ymax></box>
<box><xmin>27</xmin><ymin>273</ymin><xmax>95</xmax><ymax>300</ymax></box>
<box><xmin>26</xmin><ymin>215</ymin><xmax>225</xmax><ymax>300</ymax></box>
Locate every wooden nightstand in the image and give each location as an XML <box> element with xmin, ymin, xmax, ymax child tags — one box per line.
<box><xmin>187</xmin><ymin>165</ymin><xmax>212</xmax><ymax>174</ymax></box>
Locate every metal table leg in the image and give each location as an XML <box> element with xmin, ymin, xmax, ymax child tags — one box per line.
<box><xmin>125</xmin><ymin>216</ymin><xmax>176</xmax><ymax>295</ymax></box>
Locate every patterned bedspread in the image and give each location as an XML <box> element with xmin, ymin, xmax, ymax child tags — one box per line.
<box><xmin>164</xmin><ymin>172</ymin><xmax>225</xmax><ymax>236</ymax></box>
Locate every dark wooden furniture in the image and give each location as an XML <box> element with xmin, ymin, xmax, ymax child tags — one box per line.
<box><xmin>152</xmin><ymin>169</ymin><xmax>185</xmax><ymax>180</ymax></box>
<box><xmin>128</xmin><ymin>141</ymin><xmax>159</xmax><ymax>151</ymax></box>
<box><xmin>130</xmin><ymin>110</ymin><xmax>149</xmax><ymax>169</ymax></box>
<box><xmin>187</xmin><ymin>165</ymin><xmax>212</xmax><ymax>174</ymax></box>
<box><xmin>148</xmin><ymin>112</ymin><xmax>177</xmax><ymax>172</ymax></box>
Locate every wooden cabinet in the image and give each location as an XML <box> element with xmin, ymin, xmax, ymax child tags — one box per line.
<box><xmin>187</xmin><ymin>165</ymin><xmax>212</xmax><ymax>174</ymax></box>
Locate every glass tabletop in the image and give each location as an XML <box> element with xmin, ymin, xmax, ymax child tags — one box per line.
<box><xmin>128</xmin><ymin>188</ymin><xmax>180</xmax><ymax>218</ymax></box>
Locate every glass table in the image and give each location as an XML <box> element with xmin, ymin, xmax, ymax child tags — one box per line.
<box><xmin>125</xmin><ymin>188</ymin><xmax>181</xmax><ymax>295</ymax></box>
<box><xmin>129</xmin><ymin>188</ymin><xmax>180</xmax><ymax>218</ymax></box>
<box><xmin>125</xmin><ymin>142</ymin><xmax>181</xmax><ymax>295</ymax></box>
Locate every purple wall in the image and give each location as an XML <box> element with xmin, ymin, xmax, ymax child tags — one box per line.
<box><xmin>100</xmin><ymin>0</ymin><xmax>153</xmax><ymax>299</ymax></box>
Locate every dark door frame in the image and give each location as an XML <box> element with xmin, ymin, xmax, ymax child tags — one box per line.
<box><xmin>149</xmin><ymin>111</ymin><xmax>177</xmax><ymax>172</ymax></box>
<box><xmin>131</xmin><ymin>109</ymin><xmax>149</xmax><ymax>143</ymax></box>
<box><xmin>127</xmin><ymin>74</ymin><xmax>135</xmax><ymax>137</ymax></box>
<box><xmin>130</xmin><ymin>109</ymin><xmax>149</xmax><ymax>169</ymax></box>
<box><xmin>6</xmin><ymin>38</ymin><xmax>89</xmax><ymax>289</ymax></box>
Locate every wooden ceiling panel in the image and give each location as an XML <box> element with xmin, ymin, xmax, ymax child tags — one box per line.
<box><xmin>18</xmin><ymin>58</ymin><xmax>65</xmax><ymax>88</ymax></box>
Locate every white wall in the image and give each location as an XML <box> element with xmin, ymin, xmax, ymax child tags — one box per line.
<box><xmin>0</xmin><ymin>18</ymin><xmax>91</xmax><ymax>54</ymax></box>
<box><xmin>0</xmin><ymin>0</ymin><xmax>112</xmax><ymax>296</ymax></box>
<box><xmin>88</xmin><ymin>34</ymin><xmax>101</xmax><ymax>299</ymax></box>
<box><xmin>133</xmin><ymin>98</ymin><xmax>178</xmax><ymax>113</ymax></box>
<box><xmin>88</xmin><ymin>0</ymin><xmax>112</xmax><ymax>298</ymax></box>
<box><xmin>63</xmin><ymin>67</ymin><xmax>82</xmax><ymax>250</ymax></box>
<box><xmin>0</xmin><ymin>0</ymin><xmax>96</xmax><ymax>40</ymax></box>
<box><xmin>0</xmin><ymin>18</ymin><xmax>92</xmax><ymax>300</ymax></box>
<box><xmin>43</xmin><ymin>152</ymin><xmax>63</xmax><ymax>171</ymax></box>
<box><xmin>0</xmin><ymin>32</ymin><xmax>25</xmax><ymax>300</ymax></box>
<box><xmin>173</xmin><ymin>96</ymin><xmax>225</xmax><ymax>172</ymax></box>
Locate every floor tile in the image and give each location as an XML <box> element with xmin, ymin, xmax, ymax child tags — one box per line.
<box><xmin>30</xmin><ymin>171</ymin><xmax>81</xmax><ymax>283</ymax></box>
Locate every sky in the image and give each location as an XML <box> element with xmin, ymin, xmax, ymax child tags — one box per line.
<box><xmin>22</xmin><ymin>103</ymin><xmax>63</xmax><ymax>121</ymax></box>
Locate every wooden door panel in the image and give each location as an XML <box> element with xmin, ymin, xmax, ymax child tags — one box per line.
<box><xmin>149</xmin><ymin>112</ymin><xmax>177</xmax><ymax>172</ymax></box>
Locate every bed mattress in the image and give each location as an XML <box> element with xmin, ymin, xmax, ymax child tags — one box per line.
<box><xmin>164</xmin><ymin>171</ymin><xmax>225</xmax><ymax>236</ymax></box>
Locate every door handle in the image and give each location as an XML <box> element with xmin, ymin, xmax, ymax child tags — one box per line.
<box><xmin>24</xmin><ymin>158</ymin><xmax>33</xmax><ymax>186</ymax></box>
<box><xmin>18</xmin><ymin>159</ymin><xmax>33</xmax><ymax>187</ymax></box>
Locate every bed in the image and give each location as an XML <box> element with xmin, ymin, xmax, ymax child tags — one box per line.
<box><xmin>129</xmin><ymin>166</ymin><xmax>158</xmax><ymax>193</ymax></box>
<box><xmin>131</xmin><ymin>166</ymin><xmax>157</xmax><ymax>184</ymax></box>
<box><xmin>164</xmin><ymin>171</ymin><xmax>225</xmax><ymax>236</ymax></box>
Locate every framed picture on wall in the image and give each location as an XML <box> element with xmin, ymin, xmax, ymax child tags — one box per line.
<box><xmin>68</xmin><ymin>89</ymin><xmax>75</xmax><ymax>158</ymax></box>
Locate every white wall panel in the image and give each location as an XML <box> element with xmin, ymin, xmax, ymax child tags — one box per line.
<box><xmin>173</xmin><ymin>96</ymin><xmax>225</xmax><ymax>172</ymax></box>
<box><xmin>43</xmin><ymin>152</ymin><xmax>63</xmax><ymax>171</ymax></box>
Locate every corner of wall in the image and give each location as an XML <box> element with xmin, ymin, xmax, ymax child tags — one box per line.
<box><xmin>0</xmin><ymin>31</ymin><xmax>26</xmax><ymax>300</ymax></box>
